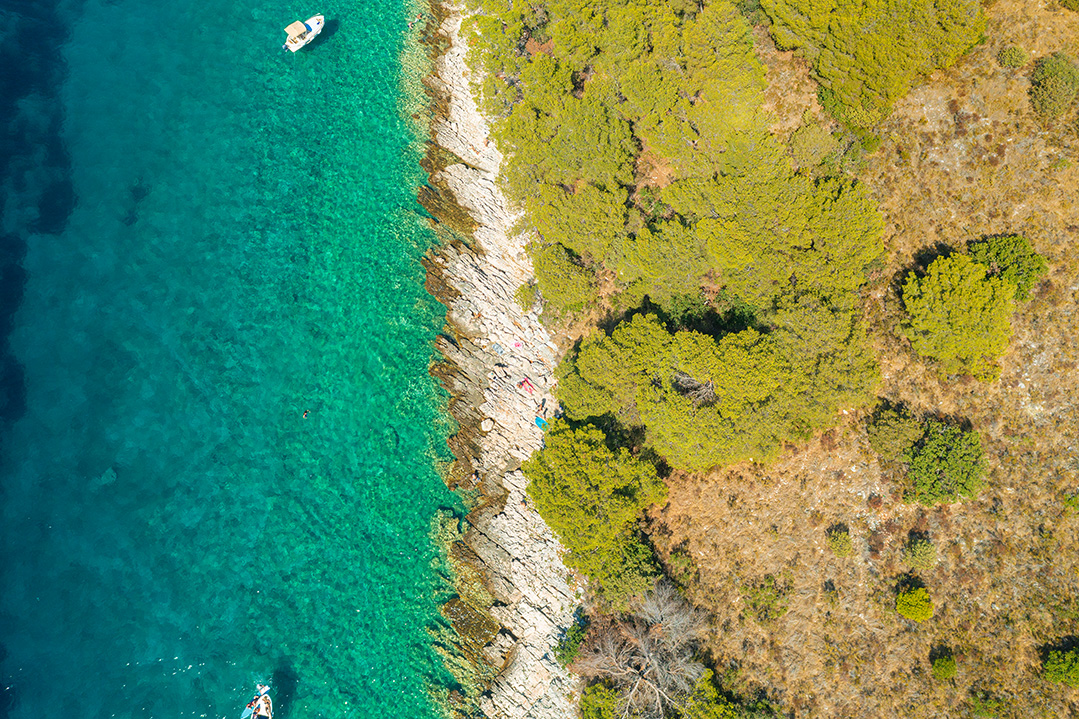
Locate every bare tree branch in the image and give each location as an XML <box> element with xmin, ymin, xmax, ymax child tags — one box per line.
<box><xmin>577</xmin><ymin>581</ymin><xmax>707</xmax><ymax>718</ymax></box>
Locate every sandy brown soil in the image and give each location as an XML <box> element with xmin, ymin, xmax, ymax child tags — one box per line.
<box><xmin>648</xmin><ymin>4</ymin><xmax>1079</xmax><ymax>717</ymax></box>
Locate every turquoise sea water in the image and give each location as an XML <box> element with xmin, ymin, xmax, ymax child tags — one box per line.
<box><xmin>0</xmin><ymin>1</ymin><xmax>461</xmax><ymax>718</ymax></box>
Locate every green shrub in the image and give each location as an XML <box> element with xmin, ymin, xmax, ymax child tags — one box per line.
<box><xmin>826</xmin><ymin>525</ymin><xmax>854</xmax><ymax>557</ymax></box>
<box><xmin>1044</xmin><ymin>647</ymin><xmax>1079</xmax><ymax>687</ymax></box>
<box><xmin>1064</xmin><ymin>0</ymin><xmax>1079</xmax><ymax>11</ymax></box>
<box><xmin>742</xmin><ymin>573</ymin><xmax>792</xmax><ymax>623</ymax></box>
<box><xmin>867</xmin><ymin>402</ymin><xmax>925</xmax><ymax>461</ymax></box>
<box><xmin>997</xmin><ymin>46</ymin><xmax>1029</xmax><ymax>68</ymax></box>
<box><xmin>904</xmin><ymin>420</ymin><xmax>985</xmax><ymax>505</ymax></box>
<box><xmin>904</xmin><ymin>538</ymin><xmax>938</xmax><ymax>571</ymax></box>
<box><xmin>901</xmin><ymin>253</ymin><xmax>1016</xmax><ymax>381</ymax></box>
<box><xmin>763</xmin><ymin>0</ymin><xmax>985</xmax><ymax>128</ymax></box>
<box><xmin>530</xmin><ymin>243</ymin><xmax>597</xmax><ymax>314</ymax></box>
<box><xmin>969</xmin><ymin>691</ymin><xmax>1004</xmax><ymax>718</ymax></box>
<box><xmin>514</xmin><ymin>282</ymin><xmax>539</xmax><ymax>311</ymax></box>
<box><xmin>1030</xmin><ymin>52</ymin><xmax>1079</xmax><ymax>120</ymax></box>
<box><xmin>860</xmin><ymin>133</ymin><xmax>882</xmax><ymax>153</ymax></box>
<box><xmin>681</xmin><ymin>671</ymin><xmax>739</xmax><ymax>719</ymax></box>
<box><xmin>896</xmin><ymin>585</ymin><xmax>934</xmax><ymax>622</ymax></box>
<box><xmin>580</xmin><ymin>683</ymin><xmax>621</xmax><ymax>719</ymax></box>
<box><xmin>932</xmin><ymin>656</ymin><xmax>957</xmax><ymax>680</ymax></box>
<box><xmin>932</xmin><ymin>649</ymin><xmax>957</xmax><ymax>680</ymax></box>
<box><xmin>553</xmin><ymin>614</ymin><xmax>588</xmax><ymax>667</ymax></box>
<box><xmin>523</xmin><ymin>420</ymin><xmax>667</xmax><ymax>608</ymax></box>
<box><xmin>969</xmin><ymin>234</ymin><xmax>1048</xmax><ymax>301</ymax></box>
<box><xmin>665</xmin><ymin>546</ymin><xmax>698</xmax><ymax>587</ymax></box>
<box><xmin>789</xmin><ymin>121</ymin><xmax>840</xmax><ymax>168</ymax></box>
<box><xmin>531</xmin><ymin>183</ymin><xmax>628</xmax><ymax>261</ymax></box>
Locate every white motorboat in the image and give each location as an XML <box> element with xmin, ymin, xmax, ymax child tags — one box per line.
<box><xmin>282</xmin><ymin>15</ymin><xmax>324</xmax><ymax>52</ymax></box>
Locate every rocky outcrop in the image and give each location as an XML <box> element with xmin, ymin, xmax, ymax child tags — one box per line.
<box><xmin>421</xmin><ymin>4</ymin><xmax>581</xmax><ymax>719</ymax></box>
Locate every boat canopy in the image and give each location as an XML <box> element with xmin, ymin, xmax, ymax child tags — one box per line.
<box><xmin>284</xmin><ymin>21</ymin><xmax>307</xmax><ymax>37</ymax></box>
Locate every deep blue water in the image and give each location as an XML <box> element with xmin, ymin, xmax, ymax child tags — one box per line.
<box><xmin>0</xmin><ymin>1</ymin><xmax>461</xmax><ymax>717</ymax></box>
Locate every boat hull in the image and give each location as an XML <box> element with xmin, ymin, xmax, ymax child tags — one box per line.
<box><xmin>284</xmin><ymin>15</ymin><xmax>324</xmax><ymax>52</ymax></box>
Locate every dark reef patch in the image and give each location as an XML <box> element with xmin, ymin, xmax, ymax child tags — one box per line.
<box><xmin>0</xmin><ymin>2</ymin><xmax>79</xmax><ymax>432</ymax></box>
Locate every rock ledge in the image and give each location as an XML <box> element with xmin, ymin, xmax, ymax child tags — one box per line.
<box><xmin>421</xmin><ymin>4</ymin><xmax>580</xmax><ymax>719</ymax></box>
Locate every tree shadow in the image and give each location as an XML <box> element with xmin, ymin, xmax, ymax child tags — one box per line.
<box><xmin>597</xmin><ymin>293</ymin><xmax>759</xmax><ymax>341</ymax></box>
<box><xmin>1038</xmin><ymin>635</ymin><xmax>1079</xmax><ymax>665</ymax></box>
<box><xmin>890</xmin><ymin>241</ymin><xmax>956</xmax><ymax>295</ymax></box>
<box><xmin>907</xmin><ymin>529</ymin><xmax>931</xmax><ymax>545</ymax></box>
<box><xmin>827</xmin><ymin>522</ymin><xmax>849</xmax><ymax>537</ymax></box>
<box><xmin>895</xmin><ymin>573</ymin><xmax>926</xmax><ymax>594</ymax></box>
<box><xmin>661</xmin><ymin>291</ymin><xmax>760</xmax><ymax>337</ymax></box>
<box><xmin>929</xmin><ymin>643</ymin><xmax>953</xmax><ymax>664</ymax></box>
<box><xmin>596</xmin><ymin>301</ymin><xmax>648</xmax><ymax>337</ymax></box>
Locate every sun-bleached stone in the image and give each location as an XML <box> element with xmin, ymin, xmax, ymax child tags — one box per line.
<box><xmin>425</xmin><ymin>3</ymin><xmax>582</xmax><ymax>718</ymax></box>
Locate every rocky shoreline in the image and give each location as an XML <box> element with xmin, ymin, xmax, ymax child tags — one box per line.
<box><xmin>418</xmin><ymin>3</ymin><xmax>580</xmax><ymax>718</ymax></box>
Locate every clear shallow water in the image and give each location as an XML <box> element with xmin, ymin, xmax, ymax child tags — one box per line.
<box><xmin>0</xmin><ymin>1</ymin><xmax>459</xmax><ymax>718</ymax></box>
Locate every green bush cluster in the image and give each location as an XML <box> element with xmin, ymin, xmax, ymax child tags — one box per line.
<box><xmin>1044</xmin><ymin>647</ymin><xmax>1079</xmax><ymax>687</ymax></box>
<box><xmin>529</xmin><ymin>243</ymin><xmax>596</xmax><ymax>314</ymax></box>
<box><xmin>580</xmin><ymin>683</ymin><xmax>621</xmax><ymax>719</ymax></box>
<box><xmin>761</xmin><ymin>0</ymin><xmax>985</xmax><ymax>127</ymax></box>
<box><xmin>902</xmin><ymin>253</ymin><xmax>1016</xmax><ymax>381</ymax></box>
<box><xmin>905</xmin><ymin>420</ymin><xmax>985</xmax><ymax>505</ymax></box>
<box><xmin>865</xmin><ymin>401</ymin><xmax>984</xmax><ymax>504</ymax></box>
<box><xmin>1030</xmin><ymin>52</ymin><xmax>1079</xmax><ymax>120</ymax></box>
<box><xmin>867</xmin><ymin>403</ymin><xmax>924</xmax><ymax>461</ymax></box>
<box><xmin>969</xmin><ymin>234</ymin><xmax>1048</xmax><ymax>301</ymax></box>
<box><xmin>557</xmin><ymin>309</ymin><xmax>878</xmax><ymax>471</ymax></box>
<box><xmin>1065</xmin><ymin>0</ymin><xmax>1079</xmax><ymax>11</ymax></box>
<box><xmin>896</xmin><ymin>585</ymin><xmax>935</xmax><ymax>622</ymax></box>
<box><xmin>997</xmin><ymin>46</ymin><xmax>1029</xmax><ymax>68</ymax></box>
<box><xmin>514</xmin><ymin>281</ymin><xmax>539</xmax><ymax>311</ymax></box>
<box><xmin>465</xmin><ymin>0</ymin><xmax>885</xmax><ymax>308</ymax></box>
<box><xmin>826</xmin><ymin>525</ymin><xmax>854</xmax><ymax>557</ymax></box>
<box><xmin>904</xmin><ymin>538</ymin><xmax>938</xmax><ymax>571</ymax></box>
<box><xmin>523</xmin><ymin>419</ymin><xmax>667</xmax><ymax>608</ymax></box>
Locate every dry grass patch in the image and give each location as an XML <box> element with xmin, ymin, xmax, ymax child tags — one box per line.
<box><xmin>752</xmin><ymin>24</ymin><xmax>820</xmax><ymax>138</ymax></box>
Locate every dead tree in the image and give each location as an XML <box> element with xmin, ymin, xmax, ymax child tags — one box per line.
<box><xmin>672</xmin><ymin>372</ymin><xmax>717</xmax><ymax>407</ymax></box>
<box><xmin>576</xmin><ymin>582</ymin><xmax>707</xmax><ymax>719</ymax></box>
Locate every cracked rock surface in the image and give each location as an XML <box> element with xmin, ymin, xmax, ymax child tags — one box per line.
<box><xmin>425</xmin><ymin>4</ymin><xmax>581</xmax><ymax>718</ymax></box>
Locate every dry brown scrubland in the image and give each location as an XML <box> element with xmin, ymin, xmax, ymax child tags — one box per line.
<box><xmin>648</xmin><ymin>2</ymin><xmax>1079</xmax><ymax>717</ymax></box>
